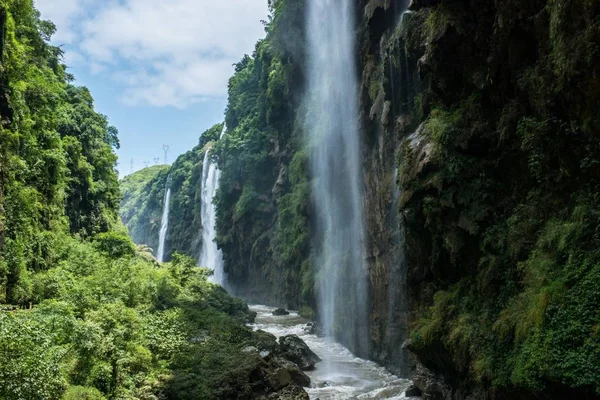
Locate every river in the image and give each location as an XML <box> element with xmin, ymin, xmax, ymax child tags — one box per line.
<box><xmin>249</xmin><ymin>305</ymin><xmax>414</xmax><ymax>399</ymax></box>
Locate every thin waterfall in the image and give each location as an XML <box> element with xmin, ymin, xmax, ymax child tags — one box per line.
<box><xmin>157</xmin><ymin>181</ymin><xmax>171</xmax><ymax>263</ymax></box>
<box><xmin>306</xmin><ymin>0</ymin><xmax>369</xmax><ymax>357</ymax></box>
<box><xmin>199</xmin><ymin>124</ymin><xmax>227</xmax><ymax>286</ymax></box>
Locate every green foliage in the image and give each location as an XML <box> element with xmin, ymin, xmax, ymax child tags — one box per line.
<box><xmin>402</xmin><ymin>0</ymin><xmax>600</xmax><ymax>395</ymax></box>
<box><xmin>209</xmin><ymin>1</ymin><xmax>312</xmax><ymax>308</ymax></box>
<box><xmin>93</xmin><ymin>231</ymin><xmax>136</xmax><ymax>259</ymax></box>
<box><xmin>119</xmin><ymin>124</ymin><xmax>224</xmax><ymax>261</ymax></box>
<box><xmin>1</xmin><ymin>234</ymin><xmax>257</xmax><ymax>399</ymax></box>
<box><xmin>62</xmin><ymin>386</ymin><xmax>106</xmax><ymax>400</ymax></box>
<box><xmin>0</xmin><ymin>0</ymin><xmax>120</xmax><ymax>303</ymax></box>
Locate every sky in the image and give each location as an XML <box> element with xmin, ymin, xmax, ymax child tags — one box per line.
<box><xmin>35</xmin><ymin>0</ymin><xmax>269</xmax><ymax>176</ymax></box>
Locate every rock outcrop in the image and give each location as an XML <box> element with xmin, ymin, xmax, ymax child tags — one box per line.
<box><xmin>278</xmin><ymin>335</ymin><xmax>321</xmax><ymax>371</ymax></box>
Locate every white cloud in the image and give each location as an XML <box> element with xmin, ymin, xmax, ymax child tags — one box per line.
<box><xmin>35</xmin><ymin>0</ymin><xmax>269</xmax><ymax>108</ymax></box>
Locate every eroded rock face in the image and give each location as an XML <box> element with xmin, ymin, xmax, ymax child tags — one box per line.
<box><xmin>278</xmin><ymin>335</ymin><xmax>321</xmax><ymax>371</ymax></box>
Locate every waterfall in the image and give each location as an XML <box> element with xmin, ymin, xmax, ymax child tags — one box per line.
<box><xmin>199</xmin><ymin>124</ymin><xmax>226</xmax><ymax>286</ymax></box>
<box><xmin>306</xmin><ymin>0</ymin><xmax>369</xmax><ymax>356</ymax></box>
<box><xmin>157</xmin><ymin>182</ymin><xmax>171</xmax><ymax>263</ymax></box>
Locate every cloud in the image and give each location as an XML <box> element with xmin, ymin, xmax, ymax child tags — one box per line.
<box><xmin>35</xmin><ymin>0</ymin><xmax>269</xmax><ymax>108</ymax></box>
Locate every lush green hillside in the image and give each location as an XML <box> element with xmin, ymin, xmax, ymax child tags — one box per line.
<box><xmin>119</xmin><ymin>124</ymin><xmax>223</xmax><ymax>261</ymax></box>
<box><xmin>0</xmin><ymin>0</ymin><xmax>120</xmax><ymax>304</ymax></box>
<box><xmin>0</xmin><ymin>2</ymin><xmax>309</xmax><ymax>399</ymax></box>
<box><xmin>120</xmin><ymin>165</ymin><xmax>170</xmax><ymax>254</ymax></box>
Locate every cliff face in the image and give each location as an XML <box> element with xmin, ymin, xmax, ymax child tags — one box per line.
<box><xmin>391</xmin><ymin>0</ymin><xmax>600</xmax><ymax>398</ymax></box>
<box><xmin>119</xmin><ymin>0</ymin><xmax>600</xmax><ymax>397</ymax></box>
<box><xmin>358</xmin><ymin>0</ymin><xmax>420</xmax><ymax>376</ymax></box>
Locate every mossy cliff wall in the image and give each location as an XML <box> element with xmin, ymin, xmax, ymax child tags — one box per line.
<box><xmin>387</xmin><ymin>0</ymin><xmax>599</xmax><ymax>398</ymax></box>
<box><xmin>120</xmin><ymin>1</ymin><xmax>600</xmax><ymax>397</ymax></box>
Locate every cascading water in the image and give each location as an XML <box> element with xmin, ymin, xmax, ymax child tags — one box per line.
<box><xmin>157</xmin><ymin>182</ymin><xmax>171</xmax><ymax>263</ymax></box>
<box><xmin>199</xmin><ymin>124</ymin><xmax>227</xmax><ymax>286</ymax></box>
<box><xmin>306</xmin><ymin>0</ymin><xmax>369</xmax><ymax>356</ymax></box>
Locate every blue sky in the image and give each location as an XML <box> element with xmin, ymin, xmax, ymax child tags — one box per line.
<box><xmin>35</xmin><ymin>0</ymin><xmax>268</xmax><ymax>176</ymax></box>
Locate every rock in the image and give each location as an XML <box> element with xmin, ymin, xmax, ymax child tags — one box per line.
<box><xmin>405</xmin><ymin>384</ymin><xmax>422</xmax><ymax>397</ymax></box>
<box><xmin>303</xmin><ymin>322</ymin><xmax>323</xmax><ymax>336</ymax></box>
<box><xmin>267</xmin><ymin>367</ymin><xmax>293</xmax><ymax>391</ymax></box>
<box><xmin>273</xmin><ymin>308</ymin><xmax>290</xmax><ymax>316</ymax></box>
<box><xmin>271</xmin><ymin>356</ymin><xmax>311</xmax><ymax>387</ymax></box>
<box><xmin>242</xmin><ymin>346</ymin><xmax>259</xmax><ymax>354</ymax></box>
<box><xmin>279</xmin><ymin>335</ymin><xmax>321</xmax><ymax>371</ymax></box>
<box><xmin>408</xmin><ymin>0</ymin><xmax>441</xmax><ymax>11</ymax></box>
<box><xmin>252</xmin><ymin>330</ymin><xmax>279</xmax><ymax>354</ymax></box>
<box><xmin>263</xmin><ymin>384</ymin><xmax>309</xmax><ymax>400</ymax></box>
<box><xmin>260</xmin><ymin>350</ymin><xmax>271</xmax><ymax>358</ymax></box>
<box><xmin>413</xmin><ymin>363</ymin><xmax>453</xmax><ymax>400</ymax></box>
<box><xmin>245</xmin><ymin>310</ymin><xmax>258</xmax><ymax>323</ymax></box>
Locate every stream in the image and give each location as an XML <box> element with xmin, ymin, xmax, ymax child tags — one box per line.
<box><xmin>249</xmin><ymin>305</ymin><xmax>414</xmax><ymax>400</ymax></box>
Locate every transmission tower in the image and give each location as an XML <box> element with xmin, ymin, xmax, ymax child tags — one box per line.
<box><xmin>154</xmin><ymin>157</ymin><xmax>160</xmax><ymax>165</ymax></box>
<box><xmin>143</xmin><ymin>161</ymin><xmax>150</xmax><ymax>168</ymax></box>
<box><xmin>130</xmin><ymin>159</ymin><xmax>134</xmax><ymax>174</ymax></box>
<box><xmin>163</xmin><ymin>145</ymin><xmax>170</xmax><ymax>165</ymax></box>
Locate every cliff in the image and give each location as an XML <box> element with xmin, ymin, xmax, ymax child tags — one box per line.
<box><xmin>119</xmin><ymin>0</ymin><xmax>600</xmax><ymax>398</ymax></box>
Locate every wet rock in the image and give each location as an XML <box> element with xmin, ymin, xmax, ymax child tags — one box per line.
<box><xmin>405</xmin><ymin>384</ymin><xmax>422</xmax><ymax>397</ymax></box>
<box><xmin>303</xmin><ymin>322</ymin><xmax>323</xmax><ymax>336</ymax></box>
<box><xmin>279</xmin><ymin>335</ymin><xmax>321</xmax><ymax>371</ymax></box>
<box><xmin>273</xmin><ymin>308</ymin><xmax>290</xmax><ymax>316</ymax></box>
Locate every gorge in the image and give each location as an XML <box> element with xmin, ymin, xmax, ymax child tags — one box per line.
<box><xmin>1</xmin><ymin>0</ymin><xmax>599</xmax><ymax>399</ymax></box>
<box><xmin>120</xmin><ymin>0</ymin><xmax>600</xmax><ymax>397</ymax></box>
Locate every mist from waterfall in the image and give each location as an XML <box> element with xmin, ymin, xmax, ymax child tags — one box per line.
<box><xmin>157</xmin><ymin>183</ymin><xmax>171</xmax><ymax>263</ymax></box>
<box><xmin>199</xmin><ymin>124</ymin><xmax>226</xmax><ymax>286</ymax></box>
<box><xmin>306</xmin><ymin>0</ymin><xmax>369</xmax><ymax>356</ymax></box>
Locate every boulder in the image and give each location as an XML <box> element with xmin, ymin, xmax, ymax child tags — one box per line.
<box><xmin>267</xmin><ymin>367</ymin><xmax>293</xmax><ymax>391</ymax></box>
<box><xmin>271</xmin><ymin>356</ymin><xmax>311</xmax><ymax>387</ymax></box>
<box><xmin>252</xmin><ymin>330</ymin><xmax>280</xmax><ymax>354</ymax></box>
<box><xmin>405</xmin><ymin>384</ymin><xmax>422</xmax><ymax>397</ymax></box>
<box><xmin>279</xmin><ymin>335</ymin><xmax>321</xmax><ymax>371</ymax></box>
<box><xmin>273</xmin><ymin>308</ymin><xmax>290</xmax><ymax>316</ymax></box>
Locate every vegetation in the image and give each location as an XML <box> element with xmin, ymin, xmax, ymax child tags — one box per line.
<box><xmin>400</xmin><ymin>0</ymin><xmax>600</xmax><ymax>396</ymax></box>
<box><xmin>0</xmin><ymin>2</ymin><xmax>270</xmax><ymax>399</ymax></box>
<box><xmin>120</xmin><ymin>0</ymin><xmax>313</xmax><ymax>310</ymax></box>
<box><xmin>213</xmin><ymin>0</ymin><xmax>312</xmax><ymax>309</ymax></box>
<box><xmin>119</xmin><ymin>123</ymin><xmax>222</xmax><ymax>261</ymax></box>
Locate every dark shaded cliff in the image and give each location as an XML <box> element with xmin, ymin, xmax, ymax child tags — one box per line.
<box><xmin>389</xmin><ymin>0</ymin><xmax>600</xmax><ymax>398</ymax></box>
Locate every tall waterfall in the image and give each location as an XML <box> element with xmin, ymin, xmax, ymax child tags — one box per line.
<box><xmin>157</xmin><ymin>182</ymin><xmax>171</xmax><ymax>263</ymax></box>
<box><xmin>199</xmin><ymin>124</ymin><xmax>226</xmax><ymax>286</ymax></box>
<box><xmin>306</xmin><ymin>0</ymin><xmax>369</xmax><ymax>356</ymax></box>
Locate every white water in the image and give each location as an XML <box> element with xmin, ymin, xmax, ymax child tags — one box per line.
<box><xmin>157</xmin><ymin>184</ymin><xmax>171</xmax><ymax>262</ymax></box>
<box><xmin>199</xmin><ymin>125</ymin><xmax>226</xmax><ymax>285</ymax></box>
<box><xmin>250</xmin><ymin>305</ymin><xmax>414</xmax><ymax>400</ymax></box>
<box><xmin>306</xmin><ymin>0</ymin><xmax>369</xmax><ymax>355</ymax></box>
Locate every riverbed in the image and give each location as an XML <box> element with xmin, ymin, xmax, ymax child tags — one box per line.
<box><xmin>249</xmin><ymin>305</ymin><xmax>414</xmax><ymax>400</ymax></box>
